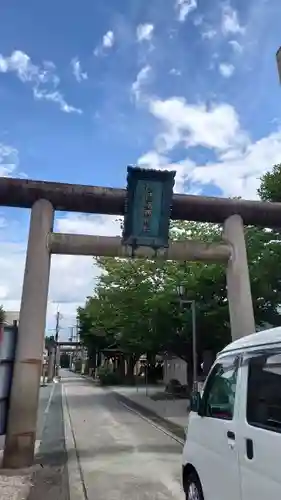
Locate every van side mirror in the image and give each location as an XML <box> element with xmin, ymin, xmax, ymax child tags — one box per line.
<box><xmin>190</xmin><ymin>391</ymin><xmax>201</xmax><ymax>413</ymax></box>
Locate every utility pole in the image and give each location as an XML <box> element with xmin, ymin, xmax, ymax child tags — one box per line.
<box><xmin>54</xmin><ymin>308</ymin><xmax>61</xmax><ymax>377</ymax></box>
<box><xmin>69</xmin><ymin>326</ymin><xmax>74</xmax><ymax>370</ymax></box>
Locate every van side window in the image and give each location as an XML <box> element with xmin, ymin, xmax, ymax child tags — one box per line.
<box><xmin>202</xmin><ymin>356</ymin><xmax>239</xmax><ymax>420</ymax></box>
<box><xmin>247</xmin><ymin>351</ymin><xmax>281</xmax><ymax>433</ymax></box>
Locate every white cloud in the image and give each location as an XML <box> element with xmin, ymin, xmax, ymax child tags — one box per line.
<box><xmin>149</xmin><ymin>96</ymin><xmax>247</xmax><ymax>153</ymax></box>
<box><xmin>219</xmin><ymin>63</ymin><xmax>235</xmax><ymax>78</ymax></box>
<box><xmin>136</xmin><ymin>23</ymin><xmax>154</xmax><ymax>42</ymax></box>
<box><xmin>188</xmin><ymin>130</ymin><xmax>281</xmax><ymax>199</ymax></box>
<box><xmin>0</xmin><ymin>214</ymin><xmax>122</xmax><ymax>340</ymax></box>
<box><xmin>201</xmin><ymin>29</ymin><xmax>217</xmax><ymax>39</ymax></box>
<box><xmin>55</xmin><ymin>213</ymin><xmax>122</xmax><ymax>236</ymax></box>
<box><xmin>71</xmin><ymin>57</ymin><xmax>88</xmax><ymax>82</ymax></box>
<box><xmin>0</xmin><ymin>144</ymin><xmax>18</xmax><ymax>177</ymax></box>
<box><xmin>170</xmin><ymin>68</ymin><xmax>181</xmax><ymax>76</ymax></box>
<box><xmin>137</xmin><ymin>150</ymin><xmax>191</xmax><ymax>193</ymax></box>
<box><xmin>193</xmin><ymin>15</ymin><xmax>203</xmax><ymax>26</ymax></box>
<box><xmin>0</xmin><ymin>51</ymin><xmax>59</xmax><ymax>86</ymax></box>
<box><xmin>138</xmin><ymin>127</ymin><xmax>281</xmax><ymax>200</ymax></box>
<box><xmin>140</xmin><ymin>91</ymin><xmax>281</xmax><ymax>200</ymax></box>
<box><xmin>221</xmin><ymin>5</ymin><xmax>245</xmax><ymax>35</ymax></box>
<box><xmin>103</xmin><ymin>30</ymin><xmax>115</xmax><ymax>48</ymax></box>
<box><xmin>138</xmin><ymin>150</ymin><xmax>170</xmax><ymax>170</ymax></box>
<box><xmin>175</xmin><ymin>0</ymin><xmax>197</xmax><ymax>22</ymax></box>
<box><xmin>131</xmin><ymin>65</ymin><xmax>151</xmax><ymax>102</ymax></box>
<box><xmin>229</xmin><ymin>39</ymin><xmax>243</xmax><ymax>54</ymax></box>
<box><xmin>33</xmin><ymin>89</ymin><xmax>82</xmax><ymax>114</ymax></box>
<box><xmin>94</xmin><ymin>30</ymin><xmax>115</xmax><ymax>57</ymax></box>
<box><xmin>0</xmin><ymin>50</ymin><xmax>81</xmax><ymax>114</ymax></box>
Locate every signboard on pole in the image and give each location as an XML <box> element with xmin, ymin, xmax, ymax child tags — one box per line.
<box><xmin>122</xmin><ymin>166</ymin><xmax>175</xmax><ymax>252</ymax></box>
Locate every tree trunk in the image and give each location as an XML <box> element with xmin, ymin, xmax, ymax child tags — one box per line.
<box><xmin>87</xmin><ymin>347</ymin><xmax>96</xmax><ymax>376</ymax></box>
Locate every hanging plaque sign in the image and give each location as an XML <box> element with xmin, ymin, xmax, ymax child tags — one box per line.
<box><xmin>122</xmin><ymin>166</ymin><xmax>175</xmax><ymax>251</ymax></box>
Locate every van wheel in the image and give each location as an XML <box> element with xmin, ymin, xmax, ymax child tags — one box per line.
<box><xmin>185</xmin><ymin>472</ymin><xmax>204</xmax><ymax>500</ymax></box>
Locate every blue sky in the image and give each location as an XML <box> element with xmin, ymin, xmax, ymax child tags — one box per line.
<box><xmin>0</xmin><ymin>0</ymin><xmax>281</xmax><ymax>337</ymax></box>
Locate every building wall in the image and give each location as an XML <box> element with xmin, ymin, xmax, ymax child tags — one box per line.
<box><xmin>163</xmin><ymin>356</ymin><xmax>187</xmax><ymax>386</ymax></box>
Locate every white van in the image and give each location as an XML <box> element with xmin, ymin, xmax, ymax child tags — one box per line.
<box><xmin>182</xmin><ymin>327</ymin><xmax>281</xmax><ymax>500</ymax></box>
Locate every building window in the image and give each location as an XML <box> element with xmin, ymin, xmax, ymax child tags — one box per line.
<box><xmin>247</xmin><ymin>351</ymin><xmax>281</xmax><ymax>433</ymax></box>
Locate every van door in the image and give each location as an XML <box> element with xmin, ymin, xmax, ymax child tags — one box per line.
<box><xmin>237</xmin><ymin>349</ymin><xmax>281</xmax><ymax>499</ymax></box>
<box><xmin>187</xmin><ymin>354</ymin><xmax>242</xmax><ymax>500</ymax></box>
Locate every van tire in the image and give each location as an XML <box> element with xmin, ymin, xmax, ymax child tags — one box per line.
<box><xmin>184</xmin><ymin>471</ymin><xmax>204</xmax><ymax>500</ymax></box>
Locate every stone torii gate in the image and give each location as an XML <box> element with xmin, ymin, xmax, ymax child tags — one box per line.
<box><xmin>1</xmin><ymin>176</ymin><xmax>281</xmax><ymax>469</ymax></box>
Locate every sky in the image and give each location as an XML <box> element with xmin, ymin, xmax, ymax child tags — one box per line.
<box><xmin>0</xmin><ymin>0</ymin><xmax>281</xmax><ymax>339</ymax></box>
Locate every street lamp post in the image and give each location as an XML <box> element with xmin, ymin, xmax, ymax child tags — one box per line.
<box><xmin>176</xmin><ymin>284</ymin><xmax>197</xmax><ymax>390</ymax></box>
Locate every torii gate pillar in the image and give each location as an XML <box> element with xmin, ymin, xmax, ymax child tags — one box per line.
<box><xmin>224</xmin><ymin>214</ymin><xmax>255</xmax><ymax>340</ymax></box>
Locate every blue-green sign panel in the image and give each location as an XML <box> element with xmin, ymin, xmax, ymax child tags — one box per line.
<box><xmin>122</xmin><ymin>166</ymin><xmax>176</xmax><ymax>250</ymax></box>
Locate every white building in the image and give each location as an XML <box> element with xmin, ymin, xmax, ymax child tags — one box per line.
<box><xmin>163</xmin><ymin>354</ymin><xmax>187</xmax><ymax>386</ymax></box>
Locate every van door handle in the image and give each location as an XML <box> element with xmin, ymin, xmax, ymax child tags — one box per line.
<box><xmin>227</xmin><ymin>430</ymin><xmax>235</xmax><ymax>440</ymax></box>
<box><xmin>246</xmin><ymin>438</ymin><xmax>254</xmax><ymax>460</ymax></box>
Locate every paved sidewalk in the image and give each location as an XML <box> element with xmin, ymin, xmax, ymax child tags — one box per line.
<box><xmin>110</xmin><ymin>386</ymin><xmax>189</xmax><ymax>429</ymax></box>
<box><xmin>0</xmin><ymin>382</ymin><xmax>56</xmax><ymax>500</ymax></box>
<box><xmin>27</xmin><ymin>381</ymin><xmax>69</xmax><ymax>500</ymax></box>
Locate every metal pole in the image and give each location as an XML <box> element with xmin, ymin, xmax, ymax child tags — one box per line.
<box><xmin>180</xmin><ymin>298</ymin><xmax>197</xmax><ymax>391</ymax></box>
<box><xmin>54</xmin><ymin>310</ymin><xmax>60</xmax><ymax>377</ymax></box>
<box><xmin>191</xmin><ymin>301</ymin><xmax>197</xmax><ymax>390</ymax></box>
<box><xmin>145</xmin><ymin>359</ymin><xmax>148</xmax><ymax>396</ymax></box>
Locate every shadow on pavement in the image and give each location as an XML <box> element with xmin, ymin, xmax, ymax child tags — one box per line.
<box><xmin>64</xmin><ymin>441</ymin><xmax>182</xmax><ymax>462</ymax></box>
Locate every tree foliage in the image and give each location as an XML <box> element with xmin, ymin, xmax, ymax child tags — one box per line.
<box><xmin>78</xmin><ymin>218</ymin><xmax>281</xmax><ymax>370</ymax></box>
<box><xmin>45</xmin><ymin>335</ymin><xmax>55</xmax><ymax>352</ymax></box>
<box><xmin>258</xmin><ymin>163</ymin><xmax>281</xmax><ymax>202</ymax></box>
<box><xmin>0</xmin><ymin>306</ymin><xmax>5</xmax><ymax>324</ymax></box>
<box><xmin>78</xmin><ymin>161</ymin><xmax>281</xmax><ymax>378</ymax></box>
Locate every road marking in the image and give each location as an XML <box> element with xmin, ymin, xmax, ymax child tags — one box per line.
<box><xmin>44</xmin><ymin>382</ymin><xmax>56</xmax><ymax>416</ymax></box>
<box><xmin>118</xmin><ymin>400</ymin><xmax>185</xmax><ymax>446</ymax></box>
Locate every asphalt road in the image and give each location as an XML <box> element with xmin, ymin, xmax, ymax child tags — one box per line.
<box><xmin>63</xmin><ymin>370</ymin><xmax>184</xmax><ymax>500</ymax></box>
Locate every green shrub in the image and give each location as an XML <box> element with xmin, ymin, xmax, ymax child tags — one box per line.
<box><xmin>97</xmin><ymin>366</ymin><xmax>122</xmax><ymax>386</ymax></box>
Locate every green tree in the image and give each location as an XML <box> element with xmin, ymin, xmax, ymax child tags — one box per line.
<box><xmin>77</xmin><ymin>300</ymin><xmax>114</xmax><ymax>373</ymax></box>
<box><xmin>258</xmin><ymin>163</ymin><xmax>281</xmax><ymax>201</ymax></box>
<box><xmin>45</xmin><ymin>335</ymin><xmax>55</xmax><ymax>352</ymax></box>
<box><xmin>78</xmin><ymin>218</ymin><xmax>281</xmax><ymax>386</ymax></box>
<box><xmin>0</xmin><ymin>306</ymin><xmax>5</xmax><ymax>323</ymax></box>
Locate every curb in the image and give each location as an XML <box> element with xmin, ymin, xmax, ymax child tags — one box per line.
<box><xmin>113</xmin><ymin>391</ymin><xmax>186</xmax><ymax>442</ymax></box>
<box><xmin>62</xmin><ymin>385</ymin><xmax>86</xmax><ymax>500</ymax></box>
